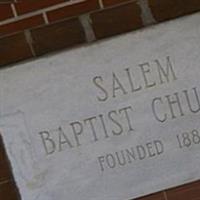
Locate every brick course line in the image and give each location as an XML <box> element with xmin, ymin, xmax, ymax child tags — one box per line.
<box><xmin>163</xmin><ymin>191</ymin><xmax>169</xmax><ymax>200</ymax></box>
<box><xmin>0</xmin><ymin>180</ymin><xmax>10</xmax><ymax>185</ymax></box>
<box><xmin>98</xmin><ymin>0</ymin><xmax>104</xmax><ymax>8</ymax></box>
<box><xmin>0</xmin><ymin>0</ymin><xmax>86</xmax><ymax>26</ymax></box>
<box><xmin>43</xmin><ymin>12</ymin><xmax>49</xmax><ymax>24</ymax></box>
<box><xmin>79</xmin><ymin>14</ymin><xmax>96</xmax><ymax>42</ymax></box>
<box><xmin>24</xmin><ymin>30</ymin><xmax>36</xmax><ymax>57</ymax></box>
<box><xmin>137</xmin><ymin>0</ymin><xmax>156</xmax><ymax>25</ymax></box>
<box><xmin>11</xmin><ymin>3</ymin><xmax>17</xmax><ymax>17</ymax></box>
<box><xmin>0</xmin><ymin>73</ymin><xmax>3</xmax><ymax>117</ymax></box>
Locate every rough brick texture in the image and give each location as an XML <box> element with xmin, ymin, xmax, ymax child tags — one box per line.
<box><xmin>0</xmin><ymin>135</ymin><xmax>20</xmax><ymax>200</ymax></box>
<box><xmin>91</xmin><ymin>2</ymin><xmax>142</xmax><ymax>39</ymax></box>
<box><xmin>0</xmin><ymin>136</ymin><xmax>12</xmax><ymax>183</ymax></box>
<box><xmin>31</xmin><ymin>18</ymin><xmax>86</xmax><ymax>56</ymax></box>
<box><xmin>47</xmin><ymin>0</ymin><xmax>100</xmax><ymax>22</ymax></box>
<box><xmin>0</xmin><ymin>0</ymin><xmax>14</xmax><ymax>3</ymax></box>
<box><xmin>182</xmin><ymin>0</ymin><xmax>200</xmax><ymax>13</ymax></box>
<box><xmin>149</xmin><ymin>0</ymin><xmax>200</xmax><ymax>22</ymax></box>
<box><xmin>102</xmin><ymin>0</ymin><xmax>131</xmax><ymax>7</ymax></box>
<box><xmin>166</xmin><ymin>181</ymin><xmax>200</xmax><ymax>200</ymax></box>
<box><xmin>0</xmin><ymin>0</ymin><xmax>200</xmax><ymax>67</ymax></box>
<box><xmin>0</xmin><ymin>32</ymin><xmax>33</xmax><ymax>66</ymax></box>
<box><xmin>0</xmin><ymin>181</ymin><xmax>19</xmax><ymax>200</ymax></box>
<box><xmin>0</xmin><ymin>4</ymin><xmax>13</xmax><ymax>21</ymax></box>
<box><xmin>0</xmin><ymin>15</ymin><xmax>45</xmax><ymax>37</ymax></box>
<box><xmin>15</xmin><ymin>0</ymin><xmax>66</xmax><ymax>15</ymax></box>
<box><xmin>137</xmin><ymin>192</ymin><xmax>165</xmax><ymax>200</ymax></box>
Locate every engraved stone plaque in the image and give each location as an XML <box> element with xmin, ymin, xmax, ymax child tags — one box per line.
<box><xmin>1</xmin><ymin>13</ymin><xmax>200</xmax><ymax>200</ymax></box>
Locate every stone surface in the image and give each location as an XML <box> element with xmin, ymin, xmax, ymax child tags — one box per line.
<box><xmin>1</xmin><ymin>13</ymin><xmax>200</xmax><ymax>200</ymax></box>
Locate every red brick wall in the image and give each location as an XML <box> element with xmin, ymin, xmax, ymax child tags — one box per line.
<box><xmin>1</xmin><ymin>0</ymin><xmax>200</xmax><ymax>67</ymax></box>
<box><xmin>1</xmin><ymin>1</ymin><xmax>200</xmax><ymax>200</ymax></box>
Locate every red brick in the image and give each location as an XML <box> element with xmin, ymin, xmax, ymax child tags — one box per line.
<box><xmin>0</xmin><ymin>135</ymin><xmax>6</xmax><ymax>164</ymax></box>
<box><xmin>47</xmin><ymin>0</ymin><xmax>100</xmax><ymax>23</ymax></box>
<box><xmin>31</xmin><ymin>18</ymin><xmax>86</xmax><ymax>56</ymax></box>
<box><xmin>15</xmin><ymin>0</ymin><xmax>66</xmax><ymax>15</ymax></box>
<box><xmin>0</xmin><ymin>181</ymin><xmax>20</xmax><ymax>200</ymax></box>
<box><xmin>181</xmin><ymin>0</ymin><xmax>200</xmax><ymax>14</ymax></box>
<box><xmin>0</xmin><ymin>4</ymin><xmax>13</xmax><ymax>21</ymax></box>
<box><xmin>149</xmin><ymin>0</ymin><xmax>200</xmax><ymax>22</ymax></box>
<box><xmin>149</xmin><ymin>0</ymin><xmax>183</xmax><ymax>22</ymax></box>
<box><xmin>0</xmin><ymin>162</ymin><xmax>12</xmax><ymax>183</ymax></box>
<box><xmin>0</xmin><ymin>0</ymin><xmax>14</xmax><ymax>3</ymax></box>
<box><xmin>166</xmin><ymin>181</ymin><xmax>200</xmax><ymax>200</ymax></box>
<box><xmin>0</xmin><ymin>15</ymin><xmax>45</xmax><ymax>37</ymax></box>
<box><xmin>102</xmin><ymin>0</ymin><xmax>130</xmax><ymax>7</ymax></box>
<box><xmin>91</xmin><ymin>2</ymin><xmax>142</xmax><ymax>39</ymax></box>
<box><xmin>0</xmin><ymin>32</ymin><xmax>33</xmax><ymax>67</ymax></box>
<box><xmin>0</xmin><ymin>136</ymin><xmax>12</xmax><ymax>182</ymax></box>
<box><xmin>136</xmin><ymin>192</ymin><xmax>165</xmax><ymax>200</ymax></box>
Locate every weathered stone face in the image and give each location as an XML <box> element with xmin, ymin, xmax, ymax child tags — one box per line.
<box><xmin>1</xmin><ymin>13</ymin><xmax>200</xmax><ymax>200</ymax></box>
